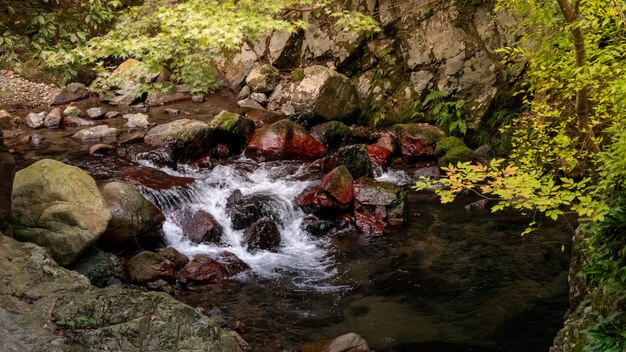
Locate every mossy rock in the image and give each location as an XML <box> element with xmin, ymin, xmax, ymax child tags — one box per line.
<box><xmin>392</xmin><ymin>123</ymin><xmax>445</xmax><ymax>144</ymax></box>
<box><xmin>291</xmin><ymin>68</ymin><xmax>305</xmax><ymax>82</ymax></box>
<box><xmin>439</xmin><ymin>145</ymin><xmax>473</xmax><ymax>166</ymax></box>
<box><xmin>435</xmin><ymin>136</ymin><xmax>465</xmax><ymax>156</ymax></box>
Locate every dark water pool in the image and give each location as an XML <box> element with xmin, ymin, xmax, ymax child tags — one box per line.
<box><xmin>176</xmin><ymin>191</ymin><xmax>571</xmax><ymax>351</ymax></box>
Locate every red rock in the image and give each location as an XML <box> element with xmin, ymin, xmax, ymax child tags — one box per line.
<box><xmin>126</xmin><ymin>251</ymin><xmax>176</xmax><ymax>284</ymax></box>
<box><xmin>214</xmin><ymin>251</ymin><xmax>250</xmax><ymax>275</ymax></box>
<box><xmin>245</xmin><ymin>119</ymin><xmax>327</xmax><ymax>162</ymax></box>
<box><xmin>353</xmin><ymin>177</ymin><xmax>407</xmax><ymax>235</ymax></box>
<box><xmin>366</xmin><ymin>144</ymin><xmax>392</xmax><ymax>166</ymax></box>
<box><xmin>180</xmin><ymin>254</ymin><xmax>232</xmax><ymax>283</ymax></box>
<box><xmin>374</xmin><ymin>132</ymin><xmax>397</xmax><ymax>153</ymax></box>
<box><xmin>399</xmin><ymin>135</ymin><xmax>434</xmax><ymax>157</ymax></box>
<box><xmin>320</xmin><ymin>165</ymin><xmax>353</xmax><ymax>204</ymax></box>
<box><xmin>158</xmin><ymin>247</ymin><xmax>189</xmax><ymax>270</ymax></box>
<box><xmin>296</xmin><ymin>184</ymin><xmax>343</xmax><ymax>214</ymax></box>
<box><xmin>177</xmin><ymin>209</ymin><xmax>223</xmax><ymax>244</ymax></box>
<box><xmin>120</xmin><ymin>166</ymin><xmax>194</xmax><ymax>191</ymax></box>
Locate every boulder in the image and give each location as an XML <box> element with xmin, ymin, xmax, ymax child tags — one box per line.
<box><xmin>325</xmin><ymin>144</ymin><xmax>374</xmax><ymax>179</ymax></box>
<box><xmin>0</xmin><ymin>130</ymin><xmax>15</xmax><ymax>236</ymax></box>
<box><xmin>213</xmin><ymin>252</ymin><xmax>250</xmax><ymax>276</ymax></box>
<box><xmin>297</xmin><ymin>332</ymin><xmax>371</xmax><ymax>352</ymax></box>
<box><xmin>393</xmin><ymin>123</ymin><xmax>445</xmax><ymax>158</ymax></box>
<box><xmin>311</xmin><ymin>121</ymin><xmax>354</xmax><ymax>150</ymax></box>
<box><xmin>158</xmin><ymin>247</ymin><xmax>189</xmax><ymax>270</ymax></box>
<box><xmin>123</xmin><ymin>113</ymin><xmax>151</xmax><ymax>129</ymax></box>
<box><xmin>177</xmin><ymin>209</ymin><xmax>223</xmax><ymax>244</ymax></box>
<box><xmin>291</xmin><ymin>65</ymin><xmax>358</xmax><ymax>121</ymax></box>
<box><xmin>366</xmin><ymin>144</ymin><xmax>392</xmax><ymax>166</ymax></box>
<box><xmin>179</xmin><ymin>254</ymin><xmax>232</xmax><ymax>283</ymax></box>
<box><xmin>72</xmin><ymin>125</ymin><xmax>118</xmax><ymax>143</ymax></box>
<box><xmin>144</xmin><ymin>119</ymin><xmax>214</xmax><ymax>163</ymax></box>
<box><xmin>320</xmin><ymin>165</ymin><xmax>354</xmax><ymax>205</ymax></box>
<box><xmin>126</xmin><ymin>251</ymin><xmax>176</xmax><ymax>283</ymax></box>
<box><xmin>86</xmin><ymin>107</ymin><xmax>106</xmax><ymax>119</ymax></box>
<box><xmin>50</xmin><ymin>82</ymin><xmax>91</xmax><ymax>105</ymax></box>
<box><xmin>63</xmin><ymin>106</ymin><xmax>84</xmax><ymax>118</ymax></box>
<box><xmin>11</xmin><ymin>159</ymin><xmax>111</xmax><ymax>265</ymax></box>
<box><xmin>67</xmin><ymin>248</ymin><xmax>123</xmax><ymax>287</ymax></box>
<box><xmin>98</xmin><ymin>182</ymin><xmax>165</xmax><ymax>252</ymax></box>
<box><xmin>300</xmin><ymin>215</ymin><xmax>335</xmax><ymax>237</ymax></box>
<box><xmin>237</xmin><ymin>98</ymin><xmax>265</xmax><ymax>110</ymax></box>
<box><xmin>43</xmin><ymin>107</ymin><xmax>62</xmax><ymax>127</ymax></box>
<box><xmin>268</xmin><ymin>29</ymin><xmax>303</xmax><ymax>69</ymax></box>
<box><xmin>97</xmin><ymin>59</ymin><xmax>164</xmax><ymax>106</ymax></box>
<box><xmin>135</xmin><ymin>147</ymin><xmax>176</xmax><ymax>168</ymax></box>
<box><xmin>24</xmin><ymin>112</ymin><xmax>46</xmax><ymax>129</ymax></box>
<box><xmin>375</xmin><ymin>132</ymin><xmax>398</xmax><ymax>154</ymax></box>
<box><xmin>243</xmin><ymin>217</ymin><xmax>281</xmax><ymax>251</ymax></box>
<box><xmin>295</xmin><ymin>184</ymin><xmax>344</xmax><ymax>215</ymax></box>
<box><xmin>245</xmin><ymin>64</ymin><xmax>281</xmax><ymax>93</ymax></box>
<box><xmin>226</xmin><ymin>190</ymin><xmax>283</xmax><ymax>230</ymax></box>
<box><xmin>208</xmin><ymin>110</ymin><xmax>255</xmax><ymax>155</ymax></box>
<box><xmin>245</xmin><ymin>119</ymin><xmax>327</xmax><ymax>162</ymax></box>
<box><xmin>120</xmin><ymin>166</ymin><xmax>194</xmax><ymax>192</ymax></box>
<box><xmin>353</xmin><ymin>177</ymin><xmax>407</xmax><ymax>235</ymax></box>
<box><xmin>63</xmin><ymin>115</ymin><xmax>94</xmax><ymax>127</ymax></box>
<box><xmin>435</xmin><ymin>136</ymin><xmax>474</xmax><ymax>166</ymax></box>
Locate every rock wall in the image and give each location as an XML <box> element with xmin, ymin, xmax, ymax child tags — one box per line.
<box><xmin>0</xmin><ymin>130</ymin><xmax>15</xmax><ymax>236</ymax></box>
<box><xmin>219</xmin><ymin>0</ymin><xmax>518</xmax><ymax>129</ymax></box>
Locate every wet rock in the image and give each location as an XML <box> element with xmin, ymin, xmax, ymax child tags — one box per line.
<box><xmin>126</xmin><ymin>251</ymin><xmax>176</xmax><ymax>283</ymax></box>
<box><xmin>165</xmin><ymin>108</ymin><xmax>179</xmax><ymax>116</ymax></box>
<box><xmin>297</xmin><ymin>332</ymin><xmax>371</xmax><ymax>352</ymax></box>
<box><xmin>98</xmin><ymin>181</ymin><xmax>165</xmax><ymax>252</ymax></box>
<box><xmin>214</xmin><ymin>252</ymin><xmax>250</xmax><ymax>276</ymax></box>
<box><xmin>86</xmin><ymin>107</ymin><xmax>106</xmax><ymax>119</ymax></box>
<box><xmin>311</xmin><ymin>121</ymin><xmax>354</xmax><ymax>150</ymax></box>
<box><xmin>63</xmin><ymin>105</ymin><xmax>84</xmax><ymax>118</ymax></box>
<box><xmin>246</xmin><ymin>119</ymin><xmax>327</xmax><ymax>162</ymax></box>
<box><xmin>119</xmin><ymin>131</ymin><xmax>146</xmax><ymax>144</ymax></box>
<box><xmin>146</xmin><ymin>89</ymin><xmax>190</xmax><ymax>106</ymax></box>
<box><xmin>245</xmin><ymin>64</ymin><xmax>281</xmax><ymax>93</ymax></box>
<box><xmin>180</xmin><ymin>254</ymin><xmax>232</xmax><ymax>283</ymax></box>
<box><xmin>158</xmin><ymin>247</ymin><xmax>189</xmax><ymax>270</ymax></box>
<box><xmin>43</xmin><ymin>107</ymin><xmax>62</xmax><ymax>127</ymax></box>
<box><xmin>144</xmin><ymin>119</ymin><xmax>214</xmax><ymax>163</ymax></box>
<box><xmin>136</xmin><ymin>147</ymin><xmax>176</xmax><ymax>168</ymax></box>
<box><xmin>226</xmin><ymin>190</ymin><xmax>282</xmax><ymax>230</ymax></box>
<box><xmin>291</xmin><ymin>65</ymin><xmax>358</xmax><ymax>122</ymax></box>
<box><xmin>243</xmin><ymin>217</ymin><xmax>281</xmax><ymax>251</ymax></box>
<box><xmin>353</xmin><ymin>177</ymin><xmax>407</xmax><ymax>235</ymax></box>
<box><xmin>0</xmin><ymin>130</ymin><xmax>15</xmax><ymax>236</ymax></box>
<box><xmin>393</xmin><ymin>123</ymin><xmax>445</xmax><ymax>158</ymax></box>
<box><xmin>104</xmin><ymin>110</ymin><xmax>120</xmax><ymax>119</ymax></box>
<box><xmin>88</xmin><ymin>143</ymin><xmax>116</xmax><ymax>155</ymax></box>
<box><xmin>208</xmin><ymin>110</ymin><xmax>255</xmax><ymax>154</ymax></box>
<box><xmin>244</xmin><ymin>109</ymin><xmax>284</xmax><ymax>127</ymax></box>
<box><xmin>326</xmin><ymin>144</ymin><xmax>374</xmax><ymax>179</ymax></box>
<box><xmin>250</xmin><ymin>92</ymin><xmax>267</xmax><ymax>105</ymax></box>
<box><xmin>11</xmin><ymin>159</ymin><xmax>111</xmax><ymax>265</ymax></box>
<box><xmin>63</xmin><ymin>115</ymin><xmax>94</xmax><ymax>127</ymax></box>
<box><xmin>366</xmin><ymin>144</ymin><xmax>392</xmax><ymax>167</ymax></box>
<box><xmin>375</xmin><ymin>132</ymin><xmax>398</xmax><ymax>154</ymax></box>
<box><xmin>120</xmin><ymin>166</ymin><xmax>194</xmax><ymax>192</ymax></box>
<box><xmin>300</xmin><ymin>215</ymin><xmax>335</xmax><ymax>237</ymax></box>
<box><xmin>177</xmin><ymin>209</ymin><xmax>223</xmax><ymax>244</ymax></box>
<box><xmin>72</xmin><ymin>125</ymin><xmax>118</xmax><ymax>143</ymax></box>
<box><xmin>321</xmin><ymin>165</ymin><xmax>354</xmax><ymax>205</ymax></box>
<box><xmin>24</xmin><ymin>112</ymin><xmax>46</xmax><ymax>129</ymax></box>
<box><xmin>67</xmin><ymin>248</ymin><xmax>123</xmax><ymax>287</ymax></box>
<box><xmin>295</xmin><ymin>184</ymin><xmax>345</xmax><ymax>215</ymax></box>
<box><xmin>50</xmin><ymin>82</ymin><xmax>91</xmax><ymax>105</ymax></box>
<box><xmin>413</xmin><ymin>166</ymin><xmax>441</xmax><ymax>180</ymax></box>
<box><xmin>123</xmin><ymin>113</ymin><xmax>151</xmax><ymax>129</ymax></box>
<box><xmin>237</xmin><ymin>98</ymin><xmax>265</xmax><ymax>110</ymax></box>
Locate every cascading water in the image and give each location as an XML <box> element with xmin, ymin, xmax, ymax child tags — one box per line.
<box><xmin>140</xmin><ymin>159</ymin><xmax>339</xmax><ymax>288</ymax></box>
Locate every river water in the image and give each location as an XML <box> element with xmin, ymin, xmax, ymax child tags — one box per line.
<box><xmin>139</xmin><ymin>159</ymin><xmax>571</xmax><ymax>351</ymax></box>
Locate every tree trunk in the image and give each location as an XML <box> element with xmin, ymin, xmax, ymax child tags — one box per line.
<box><xmin>555</xmin><ymin>0</ymin><xmax>600</xmax><ymax>153</ymax></box>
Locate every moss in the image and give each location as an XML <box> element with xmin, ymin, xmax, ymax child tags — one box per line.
<box><xmin>210</xmin><ymin>111</ymin><xmax>239</xmax><ymax>132</ymax></box>
<box><xmin>291</xmin><ymin>68</ymin><xmax>305</xmax><ymax>82</ymax></box>
<box><xmin>439</xmin><ymin>145</ymin><xmax>473</xmax><ymax>166</ymax></box>
<box><xmin>435</xmin><ymin>136</ymin><xmax>465</xmax><ymax>156</ymax></box>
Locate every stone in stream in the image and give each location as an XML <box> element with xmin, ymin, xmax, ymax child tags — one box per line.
<box><xmin>43</xmin><ymin>107</ymin><xmax>62</xmax><ymax>127</ymax></box>
<box><xmin>86</xmin><ymin>107</ymin><xmax>106</xmax><ymax>119</ymax></box>
<box><xmin>0</xmin><ymin>130</ymin><xmax>15</xmax><ymax>236</ymax></box>
<box><xmin>208</xmin><ymin>110</ymin><xmax>255</xmax><ymax>156</ymax></box>
<box><xmin>63</xmin><ymin>115</ymin><xmax>94</xmax><ymax>127</ymax></box>
<box><xmin>144</xmin><ymin>118</ymin><xmax>214</xmax><ymax>163</ymax></box>
<box><xmin>243</xmin><ymin>217</ymin><xmax>281</xmax><ymax>251</ymax></box>
<box><xmin>158</xmin><ymin>247</ymin><xmax>189</xmax><ymax>270</ymax></box>
<box><xmin>126</xmin><ymin>250</ymin><xmax>176</xmax><ymax>284</ymax></box>
<box><xmin>320</xmin><ymin>165</ymin><xmax>354</xmax><ymax>205</ymax></box>
<box><xmin>104</xmin><ymin>110</ymin><xmax>120</xmax><ymax>119</ymax></box>
<box><xmin>72</xmin><ymin>125</ymin><xmax>118</xmax><ymax>143</ymax></box>
<box><xmin>296</xmin><ymin>184</ymin><xmax>345</xmax><ymax>215</ymax></box>
<box><xmin>135</xmin><ymin>146</ymin><xmax>177</xmax><ymax>168</ymax></box>
<box><xmin>297</xmin><ymin>332</ymin><xmax>371</xmax><ymax>352</ymax></box>
<box><xmin>88</xmin><ymin>143</ymin><xmax>116</xmax><ymax>156</ymax></box>
<box><xmin>177</xmin><ymin>208</ymin><xmax>224</xmax><ymax>244</ymax></box>
<box><xmin>179</xmin><ymin>254</ymin><xmax>233</xmax><ymax>284</ymax></box>
<box><xmin>97</xmin><ymin>181</ymin><xmax>165</xmax><ymax>252</ymax></box>
<box><xmin>310</xmin><ymin>121</ymin><xmax>354</xmax><ymax>150</ymax></box>
<box><xmin>291</xmin><ymin>65</ymin><xmax>358</xmax><ymax>122</ymax></box>
<box><xmin>226</xmin><ymin>190</ymin><xmax>283</xmax><ymax>230</ymax></box>
<box><xmin>353</xmin><ymin>177</ymin><xmax>407</xmax><ymax>235</ymax></box>
<box><xmin>11</xmin><ymin>159</ymin><xmax>111</xmax><ymax>265</ymax></box>
<box><xmin>237</xmin><ymin>98</ymin><xmax>265</xmax><ymax>110</ymax></box>
<box><xmin>165</xmin><ymin>108</ymin><xmax>180</xmax><ymax>116</ymax></box>
<box><xmin>63</xmin><ymin>105</ymin><xmax>84</xmax><ymax>118</ymax></box>
<box><xmin>366</xmin><ymin>144</ymin><xmax>392</xmax><ymax>166</ymax></box>
<box><xmin>245</xmin><ymin>119</ymin><xmax>327</xmax><ymax>162</ymax></box>
<box><xmin>119</xmin><ymin>165</ymin><xmax>194</xmax><ymax>192</ymax></box>
<box><xmin>123</xmin><ymin>112</ymin><xmax>151</xmax><ymax>129</ymax></box>
<box><xmin>245</xmin><ymin>64</ymin><xmax>281</xmax><ymax>93</ymax></box>
<box><xmin>325</xmin><ymin>144</ymin><xmax>374</xmax><ymax>179</ymax></box>
<box><xmin>24</xmin><ymin>112</ymin><xmax>47</xmax><ymax>129</ymax></box>
<box><xmin>393</xmin><ymin>123</ymin><xmax>445</xmax><ymax>158</ymax></box>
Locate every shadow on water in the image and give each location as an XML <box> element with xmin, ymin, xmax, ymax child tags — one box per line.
<box><xmin>177</xmin><ymin>191</ymin><xmax>572</xmax><ymax>352</ymax></box>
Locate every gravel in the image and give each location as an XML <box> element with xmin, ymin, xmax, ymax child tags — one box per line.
<box><xmin>0</xmin><ymin>70</ymin><xmax>59</xmax><ymax>111</ymax></box>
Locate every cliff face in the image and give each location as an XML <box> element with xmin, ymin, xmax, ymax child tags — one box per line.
<box><xmin>220</xmin><ymin>0</ymin><xmax>519</xmax><ymax>129</ymax></box>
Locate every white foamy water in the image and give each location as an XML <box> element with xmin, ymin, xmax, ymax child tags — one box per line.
<box><xmin>140</xmin><ymin>160</ymin><xmax>338</xmax><ymax>287</ymax></box>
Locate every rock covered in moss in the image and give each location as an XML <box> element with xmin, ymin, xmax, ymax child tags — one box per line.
<box><xmin>439</xmin><ymin>145</ymin><xmax>474</xmax><ymax>166</ymax></box>
<box><xmin>11</xmin><ymin>159</ymin><xmax>111</xmax><ymax>265</ymax></box>
<box><xmin>325</xmin><ymin>144</ymin><xmax>374</xmax><ymax>179</ymax></box>
<box><xmin>311</xmin><ymin>121</ymin><xmax>354</xmax><ymax>150</ymax></box>
<box><xmin>434</xmin><ymin>136</ymin><xmax>464</xmax><ymax>156</ymax></box>
<box><xmin>209</xmin><ymin>110</ymin><xmax>255</xmax><ymax>155</ymax></box>
<box><xmin>393</xmin><ymin>123</ymin><xmax>445</xmax><ymax>157</ymax></box>
<box><xmin>145</xmin><ymin>119</ymin><xmax>214</xmax><ymax>162</ymax></box>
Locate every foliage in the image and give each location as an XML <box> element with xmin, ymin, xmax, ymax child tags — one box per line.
<box><xmin>43</xmin><ymin>0</ymin><xmax>379</xmax><ymax>92</ymax></box>
<box><xmin>0</xmin><ymin>0</ymin><xmax>122</xmax><ymax>69</ymax></box>
<box><xmin>424</xmin><ymin>90</ymin><xmax>468</xmax><ymax>136</ymax></box>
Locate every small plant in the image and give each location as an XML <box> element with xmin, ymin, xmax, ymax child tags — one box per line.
<box><xmin>424</xmin><ymin>90</ymin><xmax>468</xmax><ymax>136</ymax></box>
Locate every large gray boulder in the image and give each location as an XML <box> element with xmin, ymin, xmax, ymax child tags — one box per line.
<box><xmin>0</xmin><ymin>235</ymin><xmax>244</xmax><ymax>352</ymax></box>
<box><xmin>0</xmin><ymin>130</ymin><xmax>15</xmax><ymax>236</ymax></box>
<box><xmin>291</xmin><ymin>65</ymin><xmax>358</xmax><ymax>121</ymax></box>
<box><xmin>98</xmin><ymin>182</ymin><xmax>165</xmax><ymax>252</ymax></box>
<box><xmin>11</xmin><ymin>159</ymin><xmax>111</xmax><ymax>265</ymax></box>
